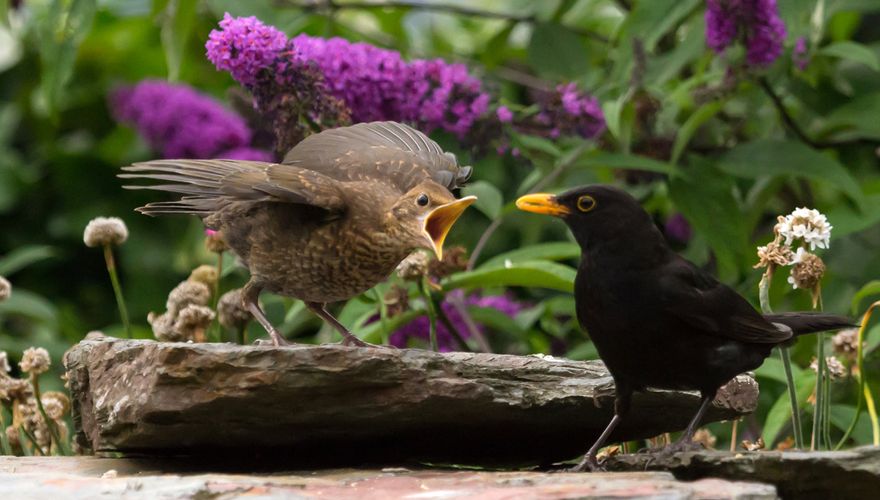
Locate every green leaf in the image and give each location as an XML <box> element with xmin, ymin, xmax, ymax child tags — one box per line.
<box><xmin>576</xmin><ymin>151</ymin><xmax>679</xmax><ymax>175</ymax></box>
<box><xmin>481</xmin><ymin>242</ymin><xmax>580</xmax><ymax>269</ymax></box>
<box><xmin>621</xmin><ymin>0</ymin><xmax>700</xmax><ymax>51</ymax></box>
<box><xmin>510</xmin><ymin>132</ymin><xmax>562</xmax><ymax>157</ymax></box>
<box><xmin>671</xmin><ymin>101</ymin><xmax>724</xmax><ymax>164</ymax></box>
<box><xmin>160</xmin><ymin>0</ymin><xmax>198</xmax><ymax>81</ymax></box>
<box><xmin>755</xmin><ymin>356</ymin><xmax>806</xmax><ymax>385</ymax></box>
<box><xmin>669</xmin><ymin>158</ymin><xmax>746</xmax><ymax>280</ymax></box>
<box><xmin>444</xmin><ymin>260</ymin><xmax>576</xmax><ymax>293</ymax></box>
<box><xmin>822</xmin><ymin>92</ymin><xmax>880</xmax><ymax>141</ymax></box>
<box><xmin>360</xmin><ymin>309</ymin><xmax>423</xmax><ymax>344</ymax></box>
<box><xmin>851</xmin><ymin>280</ymin><xmax>880</xmax><ymax>315</ymax></box>
<box><xmin>527</xmin><ymin>22</ymin><xmax>589</xmax><ymax>79</ymax></box>
<box><xmin>0</xmin><ymin>289</ymin><xmax>58</xmax><ymax>326</ymax></box>
<box><xmin>462</xmin><ymin>180</ymin><xmax>503</xmax><ymax>220</ymax></box>
<box><xmin>820</xmin><ymin>41</ymin><xmax>880</xmax><ymax>71</ymax></box>
<box><xmin>0</xmin><ymin>245</ymin><xmax>56</xmax><ymax>276</ymax></box>
<box><xmin>763</xmin><ymin>366</ymin><xmax>814</xmax><ymax>447</ymax></box>
<box><xmin>468</xmin><ymin>306</ymin><xmax>526</xmax><ymax>337</ymax></box>
<box><xmin>35</xmin><ymin>0</ymin><xmax>97</xmax><ymax>116</ymax></box>
<box><xmin>717</xmin><ymin>140</ymin><xmax>864</xmax><ymax>207</ymax></box>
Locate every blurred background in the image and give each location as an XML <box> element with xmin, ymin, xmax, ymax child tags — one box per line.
<box><xmin>1</xmin><ymin>0</ymin><xmax>880</xmax><ymax>452</ymax></box>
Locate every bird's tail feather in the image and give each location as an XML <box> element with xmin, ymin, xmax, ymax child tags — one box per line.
<box><xmin>119</xmin><ymin>159</ymin><xmax>267</xmax><ymax>216</ymax></box>
<box><xmin>763</xmin><ymin>312</ymin><xmax>856</xmax><ymax>336</ymax></box>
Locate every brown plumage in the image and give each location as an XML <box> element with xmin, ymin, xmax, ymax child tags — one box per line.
<box><xmin>121</xmin><ymin>121</ymin><xmax>475</xmax><ymax>346</ymax></box>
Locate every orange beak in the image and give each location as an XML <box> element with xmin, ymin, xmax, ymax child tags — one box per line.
<box><xmin>516</xmin><ymin>193</ymin><xmax>570</xmax><ymax>217</ymax></box>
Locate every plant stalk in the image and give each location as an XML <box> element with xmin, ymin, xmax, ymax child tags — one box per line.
<box><xmin>759</xmin><ymin>268</ymin><xmax>804</xmax><ymax>449</ymax></box>
<box><xmin>103</xmin><ymin>244</ymin><xmax>131</xmax><ymax>338</ymax></box>
<box><xmin>420</xmin><ymin>278</ymin><xmax>439</xmax><ymax>352</ymax></box>
<box><xmin>30</xmin><ymin>374</ymin><xmax>68</xmax><ymax>456</ymax></box>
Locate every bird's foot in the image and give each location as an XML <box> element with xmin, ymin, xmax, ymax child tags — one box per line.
<box><xmin>556</xmin><ymin>455</ymin><xmax>604</xmax><ymax>473</ymax></box>
<box><xmin>655</xmin><ymin>439</ymin><xmax>704</xmax><ymax>458</ymax></box>
<box><xmin>253</xmin><ymin>329</ymin><xmax>294</xmax><ymax>347</ymax></box>
<box><xmin>339</xmin><ymin>334</ymin><xmax>396</xmax><ymax>349</ymax></box>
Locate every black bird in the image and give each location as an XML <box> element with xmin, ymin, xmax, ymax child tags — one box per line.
<box><xmin>516</xmin><ymin>185</ymin><xmax>852</xmax><ymax>471</ymax></box>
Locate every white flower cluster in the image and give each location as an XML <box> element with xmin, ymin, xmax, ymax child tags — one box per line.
<box><xmin>775</xmin><ymin>207</ymin><xmax>832</xmax><ymax>251</ymax></box>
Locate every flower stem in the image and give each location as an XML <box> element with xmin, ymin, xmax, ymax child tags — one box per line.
<box><xmin>19</xmin><ymin>426</ymin><xmax>43</xmax><ymax>456</ymax></box>
<box><xmin>30</xmin><ymin>373</ymin><xmax>68</xmax><ymax>456</ymax></box>
<box><xmin>812</xmin><ymin>335</ymin><xmax>825</xmax><ymax>450</ymax></box>
<box><xmin>759</xmin><ymin>268</ymin><xmax>804</xmax><ymax>449</ymax></box>
<box><xmin>373</xmin><ymin>287</ymin><xmax>389</xmax><ymax>346</ymax></box>
<box><xmin>0</xmin><ymin>403</ymin><xmax>12</xmax><ymax>455</ymax></box>
<box><xmin>103</xmin><ymin>244</ymin><xmax>131</xmax><ymax>338</ymax></box>
<box><xmin>836</xmin><ymin>300</ymin><xmax>880</xmax><ymax>449</ymax></box>
<box><xmin>420</xmin><ymin>278</ymin><xmax>438</xmax><ymax>352</ymax></box>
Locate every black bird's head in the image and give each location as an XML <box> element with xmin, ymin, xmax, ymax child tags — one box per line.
<box><xmin>389</xmin><ymin>179</ymin><xmax>476</xmax><ymax>260</ymax></box>
<box><xmin>516</xmin><ymin>185</ymin><xmax>667</xmax><ymax>256</ymax></box>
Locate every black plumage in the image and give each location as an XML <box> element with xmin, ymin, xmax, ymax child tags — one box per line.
<box><xmin>516</xmin><ymin>185</ymin><xmax>853</xmax><ymax>471</ymax></box>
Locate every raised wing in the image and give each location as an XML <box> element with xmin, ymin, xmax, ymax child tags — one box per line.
<box><xmin>283</xmin><ymin>121</ymin><xmax>472</xmax><ymax>192</ymax></box>
<box><xmin>658</xmin><ymin>257</ymin><xmax>791</xmax><ymax>344</ymax></box>
<box><xmin>120</xmin><ymin>159</ymin><xmax>346</xmax><ymax>216</ymax></box>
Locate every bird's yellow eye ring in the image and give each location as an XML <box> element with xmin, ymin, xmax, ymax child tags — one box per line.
<box><xmin>576</xmin><ymin>195</ymin><xmax>596</xmax><ymax>212</ymax></box>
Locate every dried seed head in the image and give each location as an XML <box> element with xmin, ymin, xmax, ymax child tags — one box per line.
<box><xmin>810</xmin><ymin>356</ymin><xmax>847</xmax><ymax>380</ymax></box>
<box><xmin>754</xmin><ymin>239</ymin><xmax>793</xmax><ymax>269</ymax></box>
<box><xmin>741</xmin><ymin>437</ymin><xmax>765</xmax><ymax>451</ymax></box>
<box><xmin>188</xmin><ymin>265</ymin><xmax>218</xmax><ymax>290</ymax></box>
<box><xmin>5</xmin><ymin>425</ymin><xmax>19</xmax><ymax>447</ymax></box>
<box><xmin>0</xmin><ymin>377</ymin><xmax>30</xmax><ymax>402</ymax></box>
<box><xmin>204</xmin><ymin>228</ymin><xmax>229</xmax><ymax>253</ymax></box>
<box><xmin>217</xmin><ymin>289</ymin><xmax>251</xmax><ymax>330</ymax></box>
<box><xmin>41</xmin><ymin>391</ymin><xmax>70</xmax><ymax>420</ymax></box>
<box><xmin>384</xmin><ymin>285</ymin><xmax>410</xmax><ymax>317</ymax></box>
<box><xmin>148</xmin><ymin>311</ymin><xmax>183</xmax><ymax>342</ymax></box>
<box><xmin>83</xmin><ymin>217</ymin><xmax>129</xmax><ymax>247</ymax></box>
<box><xmin>166</xmin><ymin>280</ymin><xmax>211</xmax><ymax>315</ymax></box>
<box><xmin>0</xmin><ymin>351</ymin><xmax>10</xmax><ymax>374</ymax></box>
<box><xmin>42</xmin><ymin>396</ymin><xmax>65</xmax><ymax>421</ymax></box>
<box><xmin>427</xmin><ymin>246</ymin><xmax>469</xmax><ymax>280</ymax></box>
<box><xmin>787</xmin><ymin>248</ymin><xmax>826</xmax><ymax>290</ymax></box>
<box><xmin>175</xmin><ymin>304</ymin><xmax>215</xmax><ymax>342</ymax></box>
<box><xmin>692</xmin><ymin>428</ymin><xmax>717</xmax><ymax>450</ymax></box>
<box><xmin>396</xmin><ymin>251</ymin><xmax>430</xmax><ymax>281</ymax></box>
<box><xmin>0</xmin><ymin>276</ymin><xmax>11</xmax><ymax>302</ymax></box>
<box><xmin>832</xmin><ymin>328</ymin><xmax>860</xmax><ymax>359</ymax></box>
<box><xmin>19</xmin><ymin>347</ymin><xmax>50</xmax><ymax>375</ymax></box>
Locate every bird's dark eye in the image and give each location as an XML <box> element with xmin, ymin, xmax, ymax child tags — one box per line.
<box><xmin>416</xmin><ymin>193</ymin><xmax>429</xmax><ymax>206</ymax></box>
<box><xmin>577</xmin><ymin>195</ymin><xmax>596</xmax><ymax>213</ymax></box>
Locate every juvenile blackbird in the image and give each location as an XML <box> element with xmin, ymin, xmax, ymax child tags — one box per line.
<box><xmin>516</xmin><ymin>185</ymin><xmax>852</xmax><ymax>471</ymax></box>
<box><xmin>121</xmin><ymin>121</ymin><xmax>475</xmax><ymax>347</ymax></box>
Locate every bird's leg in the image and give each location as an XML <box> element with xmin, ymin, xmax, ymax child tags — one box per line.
<box><xmin>565</xmin><ymin>389</ymin><xmax>632</xmax><ymax>472</ymax></box>
<box><xmin>305</xmin><ymin>302</ymin><xmax>384</xmax><ymax>348</ymax></box>
<box><xmin>662</xmin><ymin>392</ymin><xmax>714</xmax><ymax>454</ymax></box>
<box><xmin>242</xmin><ymin>280</ymin><xmax>291</xmax><ymax>347</ymax></box>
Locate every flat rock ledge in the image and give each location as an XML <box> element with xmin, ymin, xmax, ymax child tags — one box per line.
<box><xmin>607</xmin><ymin>445</ymin><xmax>880</xmax><ymax>499</ymax></box>
<box><xmin>64</xmin><ymin>335</ymin><xmax>757</xmax><ymax>467</ymax></box>
<box><xmin>0</xmin><ymin>457</ymin><xmax>776</xmax><ymax>499</ymax></box>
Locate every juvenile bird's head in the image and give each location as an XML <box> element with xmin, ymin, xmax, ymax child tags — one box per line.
<box><xmin>389</xmin><ymin>179</ymin><xmax>476</xmax><ymax>260</ymax></box>
<box><xmin>516</xmin><ymin>185</ymin><xmax>665</xmax><ymax>254</ymax></box>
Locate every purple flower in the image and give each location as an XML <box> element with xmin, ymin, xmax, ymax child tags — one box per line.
<box><xmin>205</xmin><ymin>13</ymin><xmax>289</xmax><ymax>87</ymax></box>
<box><xmin>664</xmin><ymin>213</ymin><xmax>692</xmax><ymax>244</ymax></box>
<box><xmin>206</xmin><ymin>14</ymin><xmax>491</xmax><ymax>139</ymax></box>
<box><xmin>111</xmin><ymin>80</ymin><xmax>258</xmax><ymax>159</ymax></box>
<box><xmin>390</xmin><ymin>293</ymin><xmax>523</xmax><ymax>352</ymax></box>
<box><xmin>792</xmin><ymin>36</ymin><xmax>809</xmax><ymax>71</ymax></box>
<box><xmin>535</xmin><ymin>83</ymin><xmax>606</xmax><ymax>140</ymax></box>
<box><xmin>496</xmin><ymin>106</ymin><xmax>513</xmax><ymax>123</ymax></box>
<box><xmin>704</xmin><ymin>0</ymin><xmax>786</xmax><ymax>67</ymax></box>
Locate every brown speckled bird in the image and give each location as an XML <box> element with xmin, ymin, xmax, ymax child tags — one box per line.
<box><xmin>121</xmin><ymin>121</ymin><xmax>476</xmax><ymax>347</ymax></box>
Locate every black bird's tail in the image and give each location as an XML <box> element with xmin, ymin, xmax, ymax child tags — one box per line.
<box><xmin>763</xmin><ymin>312</ymin><xmax>856</xmax><ymax>336</ymax></box>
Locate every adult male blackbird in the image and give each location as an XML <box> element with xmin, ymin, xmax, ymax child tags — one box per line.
<box><xmin>121</xmin><ymin>121</ymin><xmax>475</xmax><ymax>347</ymax></box>
<box><xmin>516</xmin><ymin>185</ymin><xmax>852</xmax><ymax>471</ymax></box>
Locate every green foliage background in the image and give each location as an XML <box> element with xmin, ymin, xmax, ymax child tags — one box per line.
<box><xmin>2</xmin><ymin>0</ymin><xmax>880</xmax><ymax>451</ymax></box>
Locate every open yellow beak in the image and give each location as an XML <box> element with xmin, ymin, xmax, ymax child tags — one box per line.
<box><xmin>423</xmin><ymin>195</ymin><xmax>477</xmax><ymax>260</ymax></box>
<box><xmin>515</xmin><ymin>193</ymin><xmax>570</xmax><ymax>216</ymax></box>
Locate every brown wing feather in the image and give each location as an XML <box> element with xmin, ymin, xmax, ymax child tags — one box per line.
<box><xmin>282</xmin><ymin>121</ymin><xmax>471</xmax><ymax>191</ymax></box>
<box><xmin>120</xmin><ymin>159</ymin><xmax>346</xmax><ymax>216</ymax></box>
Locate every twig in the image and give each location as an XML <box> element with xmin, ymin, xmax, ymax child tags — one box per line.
<box><xmin>278</xmin><ymin>0</ymin><xmax>609</xmax><ymax>42</ymax></box>
<box><xmin>758</xmin><ymin>77</ymin><xmax>872</xmax><ymax>150</ymax></box>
